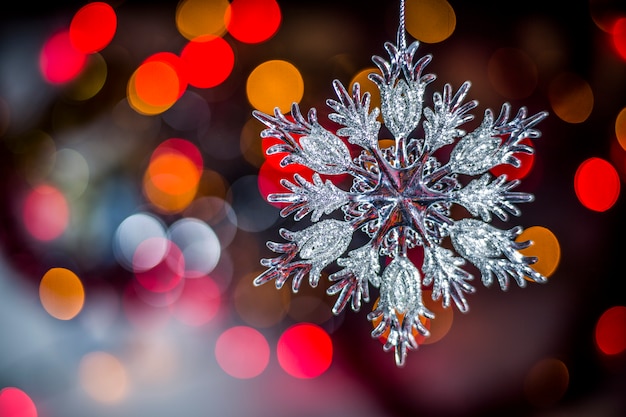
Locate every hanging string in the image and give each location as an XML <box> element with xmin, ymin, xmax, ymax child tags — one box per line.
<box><xmin>399</xmin><ymin>0</ymin><xmax>407</xmax><ymax>51</ymax></box>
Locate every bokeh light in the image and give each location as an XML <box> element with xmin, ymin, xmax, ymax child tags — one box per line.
<box><xmin>78</xmin><ymin>351</ymin><xmax>129</xmax><ymax>403</ymax></box>
<box><xmin>39</xmin><ymin>29</ymin><xmax>87</xmax><ymax>84</ymax></box>
<box><xmin>134</xmin><ymin>61</ymin><xmax>181</xmax><ymax>108</ymax></box>
<box><xmin>405</xmin><ymin>0</ymin><xmax>456</xmax><ymax>43</ymax></box>
<box><xmin>615</xmin><ymin>107</ymin><xmax>626</xmax><ymax>151</ymax></box>
<box><xmin>168</xmin><ymin>217</ymin><xmax>221</xmax><ymax>278</ymax></box>
<box><xmin>595</xmin><ymin>305</ymin><xmax>626</xmax><ymax>355</ymax></box>
<box><xmin>488</xmin><ymin>47</ymin><xmax>538</xmax><ymax>100</ymax></box>
<box><xmin>421</xmin><ymin>290</ymin><xmax>453</xmax><ymax>345</ymax></box>
<box><xmin>39</xmin><ymin>267</ymin><xmax>85</xmax><ymax>320</ymax></box>
<box><xmin>176</xmin><ymin>0</ymin><xmax>230</xmax><ymax>40</ymax></box>
<box><xmin>22</xmin><ymin>184</ymin><xmax>69</xmax><ymax>241</ymax></box>
<box><xmin>169</xmin><ymin>276</ymin><xmax>221</xmax><ymax>326</ymax></box>
<box><xmin>69</xmin><ymin>2</ymin><xmax>117</xmax><ymax>54</ymax></box>
<box><xmin>246</xmin><ymin>60</ymin><xmax>304</xmax><ymax>114</ymax></box>
<box><xmin>0</xmin><ymin>387</ymin><xmax>37</xmax><ymax>417</ymax></box>
<box><xmin>523</xmin><ymin>358</ymin><xmax>569</xmax><ymax>407</ymax></box>
<box><xmin>225</xmin><ymin>0</ymin><xmax>281</xmax><ymax>44</ymax></box>
<box><xmin>143</xmin><ymin>139</ymin><xmax>203</xmax><ymax>213</ymax></box>
<box><xmin>277</xmin><ymin>323</ymin><xmax>333</xmax><ymax>378</ymax></box>
<box><xmin>612</xmin><ymin>17</ymin><xmax>626</xmax><ymax>60</ymax></box>
<box><xmin>180</xmin><ymin>36</ymin><xmax>234</xmax><ymax>88</ymax></box>
<box><xmin>574</xmin><ymin>157</ymin><xmax>620</xmax><ymax>212</ymax></box>
<box><xmin>516</xmin><ymin>226</ymin><xmax>561</xmax><ymax>279</ymax></box>
<box><xmin>62</xmin><ymin>53</ymin><xmax>108</xmax><ymax>101</ymax></box>
<box><xmin>113</xmin><ymin>212</ymin><xmax>167</xmax><ymax>272</ymax></box>
<box><xmin>215</xmin><ymin>326</ymin><xmax>270</xmax><ymax>378</ymax></box>
<box><xmin>133</xmin><ymin>239</ymin><xmax>184</xmax><ymax>293</ymax></box>
<box><xmin>548</xmin><ymin>72</ymin><xmax>594</xmax><ymax>124</ymax></box>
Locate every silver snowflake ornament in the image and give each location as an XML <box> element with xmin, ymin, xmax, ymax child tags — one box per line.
<box><xmin>252</xmin><ymin>2</ymin><xmax>548</xmax><ymax>366</ymax></box>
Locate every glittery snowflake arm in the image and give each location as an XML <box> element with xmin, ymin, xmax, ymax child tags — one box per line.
<box><xmin>446</xmin><ymin>104</ymin><xmax>548</xmax><ymax>176</ymax></box>
<box><xmin>422</xmin><ymin>245</ymin><xmax>475</xmax><ymax>312</ymax></box>
<box><xmin>367</xmin><ymin>257</ymin><xmax>434</xmax><ymax>366</ymax></box>
<box><xmin>454</xmin><ymin>174</ymin><xmax>533</xmax><ymax>222</ymax></box>
<box><xmin>326</xmin><ymin>244</ymin><xmax>381</xmax><ymax>314</ymax></box>
<box><xmin>450</xmin><ymin>219</ymin><xmax>547</xmax><ymax>290</ymax></box>
<box><xmin>369</xmin><ymin>38</ymin><xmax>436</xmax><ymax>163</ymax></box>
<box><xmin>423</xmin><ymin>81</ymin><xmax>478</xmax><ymax>153</ymax></box>
<box><xmin>327</xmin><ymin>80</ymin><xmax>381</xmax><ymax>150</ymax></box>
<box><xmin>269</xmin><ymin>173</ymin><xmax>349</xmax><ymax>222</ymax></box>
<box><xmin>254</xmin><ymin>219</ymin><xmax>354</xmax><ymax>291</ymax></box>
<box><xmin>253</xmin><ymin>103</ymin><xmax>353</xmax><ymax>175</ymax></box>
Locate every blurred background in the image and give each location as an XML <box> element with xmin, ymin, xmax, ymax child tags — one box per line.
<box><xmin>1</xmin><ymin>0</ymin><xmax>626</xmax><ymax>416</ymax></box>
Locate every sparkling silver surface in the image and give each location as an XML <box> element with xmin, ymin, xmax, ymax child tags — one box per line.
<box><xmin>253</xmin><ymin>1</ymin><xmax>548</xmax><ymax>366</ymax></box>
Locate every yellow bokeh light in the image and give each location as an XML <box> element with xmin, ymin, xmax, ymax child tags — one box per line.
<box><xmin>421</xmin><ymin>289</ymin><xmax>454</xmax><ymax>345</ymax></box>
<box><xmin>516</xmin><ymin>226</ymin><xmax>561</xmax><ymax>279</ymax></box>
<box><xmin>63</xmin><ymin>53</ymin><xmax>107</xmax><ymax>101</ymax></box>
<box><xmin>405</xmin><ymin>0</ymin><xmax>456</xmax><ymax>44</ymax></box>
<box><xmin>176</xmin><ymin>0</ymin><xmax>229</xmax><ymax>40</ymax></box>
<box><xmin>127</xmin><ymin>70</ymin><xmax>174</xmax><ymax>116</ymax></box>
<box><xmin>246</xmin><ymin>60</ymin><xmax>304</xmax><ymax>114</ymax></box>
<box><xmin>548</xmin><ymin>72</ymin><xmax>594</xmax><ymax>124</ymax></box>
<box><xmin>615</xmin><ymin>107</ymin><xmax>626</xmax><ymax>151</ymax></box>
<box><xmin>39</xmin><ymin>267</ymin><xmax>85</xmax><ymax>320</ymax></box>
<box><xmin>79</xmin><ymin>351</ymin><xmax>129</xmax><ymax>403</ymax></box>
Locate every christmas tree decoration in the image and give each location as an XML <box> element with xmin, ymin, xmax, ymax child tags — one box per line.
<box><xmin>252</xmin><ymin>0</ymin><xmax>548</xmax><ymax>366</ymax></box>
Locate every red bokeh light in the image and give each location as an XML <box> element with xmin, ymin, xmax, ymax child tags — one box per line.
<box><xmin>225</xmin><ymin>0</ymin><xmax>282</xmax><ymax>44</ymax></box>
<box><xmin>180</xmin><ymin>36</ymin><xmax>235</xmax><ymax>88</ymax></box>
<box><xmin>277</xmin><ymin>323</ymin><xmax>333</xmax><ymax>378</ymax></box>
<box><xmin>0</xmin><ymin>387</ymin><xmax>37</xmax><ymax>417</ymax></box>
<box><xmin>574</xmin><ymin>157</ymin><xmax>620</xmax><ymax>212</ymax></box>
<box><xmin>39</xmin><ymin>29</ymin><xmax>87</xmax><ymax>84</ymax></box>
<box><xmin>595</xmin><ymin>305</ymin><xmax>626</xmax><ymax>355</ymax></box>
<box><xmin>69</xmin><ymin>1</ymin><xmax>117</xmax><ymax>54</ymax></box>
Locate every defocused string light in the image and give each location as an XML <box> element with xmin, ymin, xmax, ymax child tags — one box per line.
<box><xmin>246</xmin><ymin>60</ymin><xmax>304</xmax><ymax>114</ymax></box>
<box><xmin>49</xmin><ymin>148</ymin><xmax>90</xmax><ymax>200</ymax></box>
<box><xmin>69</xmin><ymin>2</ymin><xmax>117</xmax><ymax>54</ymax></box>
<box><xmin>516</xmin><ymin>226</ymin><xmax>561</xmax><ymax>279</ymax></box>
<box><xmin>615</xmin><ymin>107</ymin><xmax>626</xmax><ymax>151</ymax></box>
<box><xmin>574</xmin><ymin>157</ymin><xmax>620</xmax><ymax>212</ymax></box>
<box><xmin>78</xmin><ymin>351</ymin><xmax>129</xmax><ymax>404</ymax></box>
<box><xmin>113</xmin><ymin>212</ymin><xmax>168</xmax><ymax>272</ymax></box>
<box><xmin>488</xmin><ymin>47</ymin><xmax>538</xmax><ymax>100</ymax></box>
<box><xmin>523</xmin><ymin>357</ymin><xmax>569</xmax><ymax>407</ymax></box>
<box><xmin>405</xmin><ymin>0</ymin><xmax>456</xmax><ymax>43</ymax></box>
<box><xmin>225</xmin><ymin>0</ymin><xmax>282</xmax><ymax>44</ymax></box>
<box><xmin>62</xmin><ymin>53</ymin><xmax>108</xmax><ymax>101</ymax></box>
<box><xmin>589</xmin><ymin>0</ymin><xmax>625</xmax><ymax>33</ymax></box>
<box><xmin>0</xmin><ymin>387</ymin><xmax>38</xmax><ymax>417</ymax></box>
<box><xmin>595</xmin><ymin>305</ymin><xmax>626</xmax><ymax>355</ymax></box>
<box><xmin>215</xmin><ymin>326</ymin><xmax>270</xmax><ymax>378</ymax></box>
<box><xmin>39</xmin><ymin>29</ymin><xmax>87</xmax><ymax>84</ymax></box>
<box><xmin>168</xmin><ymin>217</ymin><xmax>221</xmax><ymax>278</ymax></box>
<box><xmin>133</xmin><ymin>239</ymin><xmax>184</xmax><ymax>293</ymax></box>
<box><xmin>169</xmin><ymin>275</ymin><xmax>221</xmax><ymax>326</ymax></box>
<box><xmin>548</xmin><ymin>72</ymin><xmax>594</xmax><ymax>124</ymax></box>
<box><xmin>277</xmin><ymin>323</ymin><xmax>333</xmax><ymax>378</ymax></box>
<box><xmin>39</xmin><ymin>267</ymin><xmax>85</xmax><ymax>320</ymax></box>
<box><xmin>180</xmin><ymin>35</ymin><xmax>235</xmax><ymax>88</ymax></box>
<box><xmin>612</xmin><ymin>17</ymin><xmax>626</xmax><ymax>60</ymax></box>
<box><xmin>129</xmin><ymin>60</ymin><xmax>181</xmax><ymax>113</ymax></box>
<box><xmin>22</xmin><ymin>184</ymin><xmax>69</xmax><ymax>241</ymax></box>
<box><xmin>421</xmin><ymin>290</ymin><xmax>453</xmax><ymax>345</ymax></box>
<box><xmin>176</xmin><ymin>0</ymin><xmax>230</xmax><ymax>40</ymax></box>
